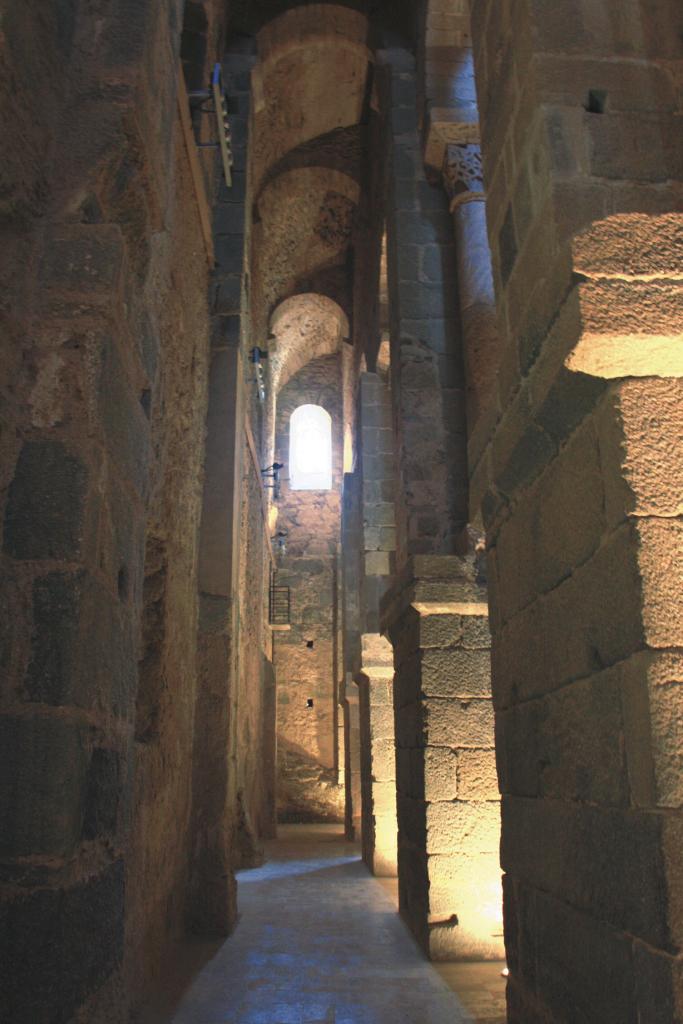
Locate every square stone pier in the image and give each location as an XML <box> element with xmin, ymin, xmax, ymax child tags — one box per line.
<box><xmin>381</xmin><ymin>555</ymin><xmax>504</xmax><ymax>961</ymax></box>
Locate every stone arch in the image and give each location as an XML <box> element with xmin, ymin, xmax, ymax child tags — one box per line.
<box><xmin>269</xmin><ymin>292</ymin><xmax>350</xmax><ymax>395</ymax></box>
<box><xmin>251</xmin><ymin>169</ymin><xmax>359</xmax><ymax>341</ymax></box>
<box><xmin>252</xmin><ymin>4</ymin><xmax>372</xmax><ymax>192</ymax></box>
<box><xmin>257</xmin><ymin>6</ymin><xmax>371</xmax><ymax>66</ymax></box>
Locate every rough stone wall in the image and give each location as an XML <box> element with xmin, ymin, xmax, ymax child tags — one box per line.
<box><xmin>273</xmin><ymin>355</ymin><xmax>345</xmax><ymax>823</ymax></box>
<box><xmin>125</xmin><ymin>130</ymin><xmax>213</xmax><ymax>1005</ymax></box>
<box><xmin>233</xmin><ymin>434</ymin><xmax>271</xmax><ymax>861</ymax></box>
<box><xmin>468</xmin><ymin>0</ymin><xmax>683</xmax><ymax>1019</ymax></box>
<box><xmin>0</xmin><ymin>0</ymin><xmax>232</xmax><ymax>1019</ymax></box>
<box><xmin>189</xmin><ymin>44</ymin><xmax>271</xmax><ymax>934</ymax></box>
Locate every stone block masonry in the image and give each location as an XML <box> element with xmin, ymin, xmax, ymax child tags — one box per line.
<box><xmin>0</xmin><ymin>0</ymin><xmax>228</xmax><ymax>1020</ymax></box>
<box><xmin>356</xmin><ymin>372</ymin><xmax>398</xmax><ymax>874</ymax></box>
<box><xmin>358</xmin><ymin>634</ymin><xmax>398</xmax><ymax>877</ymax></box>
<box><xmin>381</xmin><ymin>556</ymin><xmax>504</xmax><ymax>962</ymax></box>
<box><xmin>469</xmin><ymin>0</ymin><xmax>683</xmax><ymax>1018</ymax></box>
<box><xmin>1</xmin><ymin>2</ymin><xmax>682</xmax><ymax>1021</ymax></box>
<box><xmin>381</xmin><ymin>50</ymin><xmax>469</xmax><ymax>565</ymax></box>
<box><xmin>188</xmin><ymin>45</ymin><xmax>256</xmax><ymax>934</ymax></box>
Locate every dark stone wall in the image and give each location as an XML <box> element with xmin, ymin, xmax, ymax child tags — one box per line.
<box><xmin>0</xmin><ymin>0</ymin><xmax>230</xmax><ymax>1020</ymax></box>
<box><xmin>381</xmin><ymin>49</ymin><xmax>469</xmax><ymax>564</ymax></box>
<box><xmin>187</xmin><ymin>45</ymin><xmax>267</xmax><ymax>933</ymax></box>
<box><xmin>468</xmin><ymin>0</ymin><xmax>683</xmax><ymax>1019</ymax></box>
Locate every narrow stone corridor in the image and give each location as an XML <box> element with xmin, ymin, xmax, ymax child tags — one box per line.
<box><xmin>147</xmin><ymin>827</ymin><xmax>506</xmax><ymax>1024</ymax></box>
<box><xmin>4</xmin><ymin>2</ymin><xmax>682</xmax><ymax>1020</ymax></box>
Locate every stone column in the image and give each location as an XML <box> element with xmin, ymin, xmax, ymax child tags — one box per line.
<box><xmin>337</xmin><ymin>703</ymin><xmax>347</xmax><ymax>790</ymax></box>
<box><xmin>443</xmin><ymin>143</ymin><xmax>500</xmax><ymax>436</ymax></box>
<box><xmin>342</xmin><ymin>676</ymin><xmax>362</xmax><ymax>841</ymax></box>
<box><xmin>381</xmin><ymin>556</ymin><xmax>503</xmax><ymax>961</ymax></box>
<box><xmin>381</xmin><ymin>49</ymin><xmax>468</xmax><ymax>564</ymax></box>
<box><xmin>355</xmin><ymin>371</ymin><xmax>398</xmax><ymax>875</ymax></box>
<box><xmin>341</xmin><ymin>470</ymin><xmax>363</xmax><ymax>840</ymax></box>
<box><xmin>358</xmin><ymin>634</ymin><xmax>398</xmax><ymax>877</ymax></box>
<box><xmin>358</xmin><ymin>372</ymin><xmax>396</xmax><ymax>623</ymax></box>
<box><xmin>381</xmin><ymin>47</ymin><xmax>503</xmax><ymax>961</ymax></box>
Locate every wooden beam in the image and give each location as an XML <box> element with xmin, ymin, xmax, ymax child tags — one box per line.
<box><xmin>177</xmin><ymin>66</ymin><xmax>215</xmax><ymax>269</ymax></box>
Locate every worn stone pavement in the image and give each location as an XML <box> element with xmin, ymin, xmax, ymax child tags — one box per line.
<box><xmin>147</xmin><ymin>825</ymin><xmax>506</xmax><ymax>1024</ymax></box>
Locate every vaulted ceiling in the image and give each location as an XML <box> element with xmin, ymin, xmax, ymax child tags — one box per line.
<box><xmin>249</xmin><ymin>4</ymin><xmax>372</xmax><ymax>342</ymax></box>
<box><xmin>229</xmin><ymin>0</ymin><xmax>417</xmax><ymax>45</ymax></box>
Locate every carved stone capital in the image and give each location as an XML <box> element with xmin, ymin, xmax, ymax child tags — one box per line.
<box><xmin>443</xmin><ymin>143</ymin><xmax>485</xmax><ymax>210</ymax></box>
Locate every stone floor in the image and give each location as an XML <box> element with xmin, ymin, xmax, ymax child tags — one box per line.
<box><xmin>146</xmin><ymin>825</ymin><xmax>507</xmax><ymax>1024</ymax></box>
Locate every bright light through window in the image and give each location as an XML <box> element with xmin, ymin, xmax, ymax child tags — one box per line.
<box><xmin>290</xmin><ymin>404</ymin><xmax>332</xmax><ymax>490</ymax></box>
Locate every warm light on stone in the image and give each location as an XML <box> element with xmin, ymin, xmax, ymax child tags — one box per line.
<box><xmin>2</xmin><ymin>0</ymin><xmax>681</xmax><ymax>1019</ymax></box>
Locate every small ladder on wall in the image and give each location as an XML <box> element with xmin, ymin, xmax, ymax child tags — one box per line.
<box><xmin>269</xmin><ymin>570</ymin><xmax>291</xmax><ymax>626</ymax></box>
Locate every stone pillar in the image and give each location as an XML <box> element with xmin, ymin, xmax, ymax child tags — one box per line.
<box><xmin>337</xmin><ymin>701</ymin><xmax>347</xmax><ymax>790</ymax></box>
<box><xmin>1</xmin><ymin>225</ymin><xmax>139</xmax><ymax>1024</ymax></box>
<box><xmin>342</xmin><ymin>470</ymin><xmax>363</xmax><ymax>684</ymax></box>
<box><xmin>381</xmin><ymin>49</ymin><xmax>468</xmax><ymax>564</ymax></box>
<box><xmin>358</xmin><ymin>372</ymin><xmax>396</xmax><ymax>623</ymax></box>
<box><xmin>381</xmin><ymin>46</ymin><xmax>503</xmax><ymax>961</ymax></box>
<box><xmin>342</xmin><ymin>676</ymin><xmax>362</xmax><ymax>841</ymax></box>
<box><xmin>341</xmin><ymin>469</ymin><xmax>363</xmax><ymax>840</ymax></box>
<box><xmin>382</xmin><ymin>556</ymin><xmax>503</xmax><ymax>961</ymax></box>
<box><xmin>358</xmin><ymin>634</ymin><xmax>398</xmax><ymax>877</ymax></box>
<box><xmin>355</xmin><ymin>371</ymin><xmax>398</xmax><ymax>875</ymax></box>
<box><xmin>443</xmin><ymin>143</ymin><xmax>500</xmax><ymax>436</ymax></box>
<box><xmin>261</xmin><ymin>658</ymin><xmax>277</xmax><ymax>840</ymax></box>
<box><xmin>187</xmin><ymin>49</ymin><xmax>253</xmax><ymax>935</ymax></box>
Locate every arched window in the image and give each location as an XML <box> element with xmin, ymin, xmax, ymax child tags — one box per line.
<box><xmin>289</xmin><ymin>404</ymin><xmax>332</xmax><ymax>490</ymax></box>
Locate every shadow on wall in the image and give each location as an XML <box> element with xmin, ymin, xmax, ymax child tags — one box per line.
<box><xmin>277</xmin><ymin>738</ymin><xmax>344</xmax><ymax>824</ymax></box>
<box><xmin>233</xmin><ymin>789</ymin><xmax>265</xmax><ymax>871</ymax></box>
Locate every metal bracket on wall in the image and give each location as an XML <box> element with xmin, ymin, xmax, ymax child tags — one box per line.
<box><xmin>250</xmin><ymin>346</ymin><xmax>267</xmax><ymax>402</ymax></box>
<box><xmin>188</xmin><ymin>62</ymin><xmax>234</xmax><ymax>187</ymax></box>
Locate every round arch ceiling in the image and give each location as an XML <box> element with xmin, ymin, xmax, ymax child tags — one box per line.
<box><xmin>251</xmin><ymin>167</ymin><xmax>360</xmax><ymax>340</ymax></box>
<box><xmin>247</xmin><ymin>4</ymin><xmax>385</xmax><ymax>375</ymax></box>
<box><xmin>251</xmin><ymin>5</ymin><xmax>371</xmax><ymax>194</ymax></box>
<box><xmin>228</xmin><ymin>0</ymin><xmax>417</xmax><ymax>46</ymax></box>
<box><xmin>269</xmin><ymin>292</ymin><xmax>350</xmax><ymax>394</ymax></box>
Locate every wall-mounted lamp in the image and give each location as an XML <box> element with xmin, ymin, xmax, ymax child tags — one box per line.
<box><xmin>250</xmin><ymin>346</ymin><xmax>268</xmax><ymax>402</ymax></box>
<box><xmin>261</xmin><ymin>461</ymin><xmax>283</xmax><ymax>501</ymax></box>
<box><xmin>271</xmin><ymin>530</ymin><xmax>287</xmax><ymax>557</ymax></box>
<box><xmin>188</xmin><ymin>63</ymin><xmax>234</xmax><ymax>187</ymax></box>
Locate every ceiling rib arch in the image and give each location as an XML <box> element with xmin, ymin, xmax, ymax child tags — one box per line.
<box><xmin>269</xmin><ymin>292</ymin><xmax>350</xmax><ymax>394</ymax></box>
